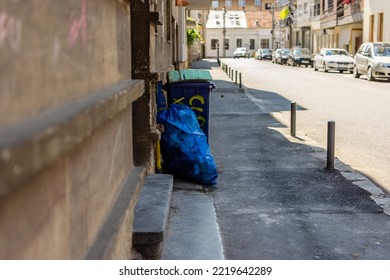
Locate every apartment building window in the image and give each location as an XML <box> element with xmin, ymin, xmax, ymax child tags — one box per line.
<box><xmin>261</xmin><ymin>39</ymin><xmax>269</xmax><ymax>48</ymax></box>
<box><xmin>211</xmin><ymin>39</ymin><xmax>219</xmax><ymax>50</ymax></box>
<box><xmin>225</xmin><ymin>0</ymin><xmax>232</xmax><ymax>8</ymax></box>
<box><xmin>369</xmin><ymin>15</ymin><xmax>374</xmax><ymax>42</ymax></box>
<box><xmin>212</xmin><ymin>1</ymin><xmax>218</xmax><ymax>9</ymax></box>
<box><xmin>249</xmin><ymin>39</ymin><xmax>255</xmax><ymax>50</ymax></box>
<box><xmin>255</xmin><ymin>0</ymin><xmax>261</xmax><ymax>7</ymax></box>
<box><xmin>328</xmin><ymin>0</ymin><xmax>334</xmax><ymax>10</ymax></box>
<box><xmin>337</xmin><ymin>0</ymin><xmax>344</xmax><ymax>17</ymax></box>
<box><xmin>378</xmin><ymin>13</ymin><xmax>384</xmax><ymax>42</ymax></box>
<box><xmin>237</xmin><ymin>39</ymin><xmax>242</xmax><ymax>48</ymax></box>
<box><xmin>313</xmin><ymin>0</ymin><xmax>320</xmax><ymax>16</ymax></box>
<box><xmin>238</xmin><ymin>0</ymin><xmax>246</xmax><ymax>7</ymax></box>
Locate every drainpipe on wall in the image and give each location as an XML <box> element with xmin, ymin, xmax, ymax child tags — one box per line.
<box><xmin>178</xmin><ymin>7</ymin><xmax>187</xmax><ymax>69</ymax></box>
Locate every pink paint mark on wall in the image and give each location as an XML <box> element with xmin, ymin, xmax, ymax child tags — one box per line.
<box><xmin>69</xmin><ymin>0</ymin><xmax>87</xmax><ymax>47</ymax></box>
<box><xmin>0</xmin><ymin>12</ymin><xmax>22</xmax><ymax>52</ymax></box>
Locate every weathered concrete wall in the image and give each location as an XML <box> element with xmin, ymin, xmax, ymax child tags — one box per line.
<box><xmin>131</xmin><ymin>0</ymin><xmax>179</xmax><ymax>173</ymax></box>
<box><xmin>0</xmin><ymin>0</ymin><xmax>146</xmax><ymax>259</ymax></box>
<box><xmin>0</xmin><ymin>0</ymin><xmax>131</xmax><ymax>127</ymax></box>
<box><xmin>0</xmin><ymin>110</ymin><xmax>137</xmax><ymax>259</ymax></box>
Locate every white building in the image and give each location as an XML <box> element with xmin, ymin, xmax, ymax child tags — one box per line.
<box><xmin>205</xmin><ymin>9</ymin><xmax>280</xmax><ymax>57</ymax></box>
<box><xmin>363</xmin><ymin>0</ymin><xmax>390</xmax><ymax>43</ymax></box>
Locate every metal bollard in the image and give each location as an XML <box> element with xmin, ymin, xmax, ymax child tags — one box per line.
<box><xmin>239</xmin><ymin>72</ymin><xmax>242</xmax><ymax>88</ymax></box>
<box><xmin>327</xmin><ymin>121</ymin><xmax>336</xmax><ymax>169</ymax></box>
<box><xmin>235</xmin><ymin>70</ymin><xmax>238</xmax><ymax>84</ymax></box>
<box><xmin>231</xmin><ymin>69</ymin><xmax>234</xmax><ymax>81</ymax></box>
<box><xmin>290</xmin><ymin>102</ymin><xmax>296</xmax><ymax>137</ymax></box>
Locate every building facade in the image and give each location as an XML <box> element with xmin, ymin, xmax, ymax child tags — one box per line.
<box><xmin>0</xmin><ymin>0</ymin><xmax>195</xmax><ymax>260</ymax></box>
<box><xmin>286</xmin><ymin>0</ymin><xmax>364</xmax><ymax>54</ymax></box>
<box><xmin>363</xmin><ymin>0</ymin><xmax>390</xmax><ymax>43</ymax></box>
<box><xmin>205</xmin><ymin>0</ymin><xmax>280</xmax><ymax>57</ymax></box>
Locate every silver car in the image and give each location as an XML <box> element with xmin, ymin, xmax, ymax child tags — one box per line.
<box><xmin>313</xmin><ymin>48</ymin><xmax>354</xmax><ymax>73</ymax></box>
<box><xmin>353</xmin><ymin>42</ymin><xmax>390</xmax><ymax>81</ymax></box>
<box><xmin>233</xmin><ymin>47</ymin><xmax>248</xmax><ymax>59</ymax></box>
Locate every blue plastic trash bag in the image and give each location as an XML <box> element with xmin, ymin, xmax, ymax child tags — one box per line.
<box><xmin>157</xmin><ymin>104</ymin><xmax>218</xmax><ymax>185</ymax></box>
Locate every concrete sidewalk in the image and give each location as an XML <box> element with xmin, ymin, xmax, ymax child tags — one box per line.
<box><xmin>160</xmin><ymin>59</ymin><xmax>390</xmax><ymax>260</ymax></box>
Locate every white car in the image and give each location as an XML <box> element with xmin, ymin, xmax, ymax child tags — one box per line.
<box><xmin>353</xmin><ymin>42</ymin><xmax>390</xmax><ymax>81</ymax></box>
<box><xmin>233</xmin><ymin>47</ymin><xmax>248</xmax><ymax>59</ymax></box>
<box><xmin>313</xmin><ymin>48</ymin><xmax>354</xmax><ymax>73</ymax></box>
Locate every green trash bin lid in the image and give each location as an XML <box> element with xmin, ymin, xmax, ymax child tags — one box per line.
<box><xmin>167</xmin><ymin>69</ymin><xmax>213</xmax><ymax>83</ymax></box>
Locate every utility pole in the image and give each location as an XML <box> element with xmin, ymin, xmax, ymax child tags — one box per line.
<box><xmin>288</xmin><ymin>0</ymin><xmax>293</xmax><ymax>48</ymax></box>
<box><xmin>271</xmin><ymin>1</ymin><xmax>275</xmax><ymax>50</ymax></box>
<box><xmin>222</xmin><ymin>7</ymin><xmax>226</xmax><ymax>58</ymax></box>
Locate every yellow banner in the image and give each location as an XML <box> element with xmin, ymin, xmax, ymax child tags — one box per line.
<box><xmin>279</xmin><ymin>7</ymin><xmax>289</xmax><ymax>20</ymax></box>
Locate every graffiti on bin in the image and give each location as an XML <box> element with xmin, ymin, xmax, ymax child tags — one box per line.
<box><xmin>173</xmin><ymin>95</ymin><xmax>206</xmax><ymax>128</ymax></box>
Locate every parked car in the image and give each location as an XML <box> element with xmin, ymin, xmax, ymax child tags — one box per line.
<box><xmin>233</xmin><ymin>47</ymin><xmax>249</xmax><ymax>59</ymax></box>
<box><xmin>353</xmin><ymin>42</ymin><xmax>390</xmax><ymax>81</ymax></box>
<box><xmin>276</xmin><ymin>48</ymin><xmax>291</xmax><ymax>65</ymax></box>
<box><xmin>313</xmin><ymin>48</ymin><xmax>354</xmax><ymax>73</ymax></box>
<box><xmin>287</xmin><ymin>47</ymin><xmax>313</xmax><ymax>67</ymax></box>
<box><xmin>272</xmin><ymin>49</ymin><xmax>283</xmax><ymax>63</ymax></box>
<box><xmin>258</xmin><ymin>48</ymin><xmax>272</xmax><ymax>60</ymax></box>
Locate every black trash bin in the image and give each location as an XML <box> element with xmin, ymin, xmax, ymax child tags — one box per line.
<box><xmin>166</xmin><ymin>82</ymin><xmax>215</xmax><ymax>141</ymax></box>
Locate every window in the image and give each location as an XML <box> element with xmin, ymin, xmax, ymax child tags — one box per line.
<box><xmin>238</xmin><ymin>0</ymin><xmax>246</xmax><ymax>7</ymax></box>
<box><xmin>328</xmin><ymin>0</ymin><xmax>334</xmax><ymax>10</ymax></box>
<box><xmin>260</xmin><ymin>39</ymin><xmax>269</xmax><ymax>49</ymax></box>
<box><xmin>366</xmin><ymin>46</ymin><xmax>372</xmax><ymax>56</ymax></box>
<box><xmin>378</xmin><ymin>13</ymin><xmax>384</xmax><ymax>42</ymax></box>
<box><xmin>255</xmin><ymin>0</ymin><xmax>261</xmax><ymax>7</ymax></box>
<box><xmin>369</xmin><ymin>15</ymin><xmax>374</xmax><ymax>42</ymax></box>
<box><xmin>313</xmin><ymin>0</ymin><xmax>320</xmax><ymax>16</ymax></box>
<box><xmin>261</xmin><ymin>39</ymin><xmax>269</xmax><ymax>48</ymax></box>
<box><xmin>225</xmin><ymin>0</ymin><xmax>232</xmax><ymax>7</ymax></box>
<box><xmin>249</xmin><ymin>39</ymin><xmax>255</xmax><ymax>50</ymax></box>
<box><xmin>212</xmin><ymin>1</ymin><xmax>218</xmax><ymax>9</ymax></box>
<box><xmin>237</xmin><ymin>39</ymin><xmax>242</xmax><ymax>48</ymax></box>
<box><xmin>265</xmin><ymin>3</ymin><xmax>272</xmax><ymax>10</ymax></box>
<box><xmin>211</xmin><ymin>39</ymin><xmax>219</xmax><ymax>50</ymax></box>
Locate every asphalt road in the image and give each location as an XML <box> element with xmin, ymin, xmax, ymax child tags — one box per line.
<box><xmin>222</xmin><ymin>57</ymin><xmax>390</xmax><ymax>193</ymax></box>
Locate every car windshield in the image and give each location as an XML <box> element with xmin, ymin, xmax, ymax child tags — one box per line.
<box><xmin>236</xmin><ymin>48</ymin><xmax>246</xmax><ymax>52</ymax></box>
<box><xmin>295</xmin><ymin>48</ymin><xmax>310</xmax><ymax>55</ymax></box>
<box><xmin>282</xmin><ymin>49</ymin><xmax>290</xmax><ymax>55</ymax></box>
<box><xmin>262</xmin><ymin>49</ymin><xmax>271</xmax><ymax>54</ymax></box>
<box><xmin>325</xmin><ymin>49</ymin><xmax>349</xmax><ymax>56</ymax></box>
<box><xmin>373</xmin><ymin>44</ymin><xmax>390</xmax><ymax>57</ymax></box>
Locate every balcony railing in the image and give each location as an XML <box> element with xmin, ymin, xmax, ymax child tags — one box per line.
<box><xmin>320</xmin><ymin>0</ymin><xmax>363</xmax><ymax>29</ymax></box>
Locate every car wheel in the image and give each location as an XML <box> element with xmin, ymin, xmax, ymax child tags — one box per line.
<box><xmin>323</xmin><ymin>62</ymin><xmax>328</xmax><ymax>73</ymax></box>
<box><xmin>353</xmin><ymin>66</ymin><xmax>360</xmax><ymax>78</ymax></box>
<box><xmin>367</xmin><ymin>67</ymin><xmax>375</xmax><ymax>81</ymax></box>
